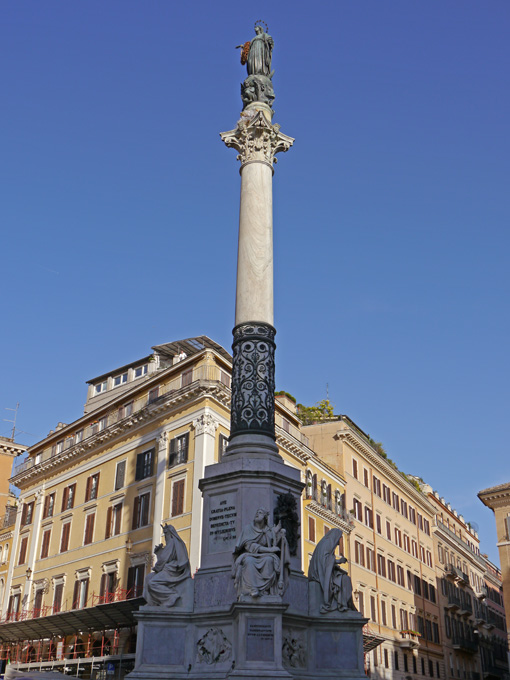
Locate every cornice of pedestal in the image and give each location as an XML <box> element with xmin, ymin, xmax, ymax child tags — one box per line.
<box><xmin>220</xmin><ymin>109</ymin><xmax>294</xmax><ymax>170</ymax></box>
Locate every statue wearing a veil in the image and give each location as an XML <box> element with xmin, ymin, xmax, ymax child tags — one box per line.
<box><xmin>308</xmin><ymin>528</ymin><xmax>357</xmax><ymax>614</ymax></box>
<box><xmin>237</xmin><ymin>22</ymin><xmax>275</xmax><ymax>109</ymax></box>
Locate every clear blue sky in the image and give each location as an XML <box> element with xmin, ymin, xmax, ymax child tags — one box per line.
<box><xmin>1</xmin><ymin>2</ymin><xmax>508</xmax><ymax>565</ymax></box>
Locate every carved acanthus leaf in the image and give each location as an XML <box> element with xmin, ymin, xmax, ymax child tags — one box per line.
<box><xmin>220</xmin><ymin>111</ymin><xmax>294</xmax><ymax>167</ymax></box>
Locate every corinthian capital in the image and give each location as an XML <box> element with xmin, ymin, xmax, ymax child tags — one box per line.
<box><xmin>193</xmin><ymin>414</ymin><xmax>219</xmax><ymax>437</ymax></box>
<box><xmin>220</xmin><ymin>110</ymin><xmax>294</xmax><ymax>169</ymax></box>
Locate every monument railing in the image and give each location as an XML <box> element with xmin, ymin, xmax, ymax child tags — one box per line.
<box><xmin>12</xmin><ymin>366</ymin><xmax>230</xmax><ymax>478</ymax></box>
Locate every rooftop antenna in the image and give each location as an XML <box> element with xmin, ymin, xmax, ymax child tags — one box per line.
<box><xmin>4</xmin><ymin>402</ymin><xmax>20</xmax><ymax>441</ymax></box>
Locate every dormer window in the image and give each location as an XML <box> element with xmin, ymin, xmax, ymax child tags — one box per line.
<box><xmin>134</xmin><ymin>365</ymin><xmax>148</xmax><ymax>378</ymax></box>
<box><xmin>95</xmin><ymin>381</ymin><xmax>107</xmax><ymax>395</ymax></box>
<box><xmin>113</xmin><ymin>372</ymin><xmax>128</xmax><ymax>387</ymax></box>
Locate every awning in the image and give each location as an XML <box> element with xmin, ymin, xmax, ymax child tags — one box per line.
<box><xmin>0</xmin><ymin>599</ymin><xmax>143</xmax><ymax>643</ymax></box>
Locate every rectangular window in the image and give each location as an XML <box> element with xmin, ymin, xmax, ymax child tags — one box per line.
<box><xmin>40</xmin><ymin>529</ymin><xmax>51</xmax><ymax>559</ymax></box>
<box><xmin>363</xmin><ymin>468</ymin><xmax>370</xmax><ymax>488</ymax></box>
<box><xmin>409</xmin><ymin>506</ymin><xmax>416</xmax><ymax>524</ymax></box>
<box><xmin>85</xmin><ymin>473</ymin><xmax>100</xmax><ymax>502</ymax></box>
<box><xmin>171</xmin><ymin>479</ymin><xmax>185</xmax><ymax>517</ymax></box>
<box><xmin>377</xmin><ymin>553</ymin><xmax>386</xmax><ymax>578</ymax></box>
<box><xmin>403</xmin><ymin>534</ymin><xmax>410</xmax><ymax>553</ymax></box>
<box><xmin>381</xmin><ymin>600</ymin><xmax>387</xmax><ymax>625</ymax></box>
<box><xmin>18</xmin><ymin>536</ymin><xmax>28</xmax><ymax>565</ymax></box>
<box><xmin>21</xmin><ymin>501</ymin><xmax>35</xmax><ymax>526</ymax></box>
<box><xmin>43</xmin><ymin>493</ymin><xmax>55</xmax><ymax>519</ymax></box>
<box><xmin>373</xmin><ymin>476</ymin><xmax>381</xmax><ymax>497</ymax></box>
<box><xmin>412</xmin><ymin>540</ymin><xmax>418</xmax><ymax>558</ymax></box>
<box><xmin>429</xmin><ymin>659</ymin><xmax>434</xmax><ymax>677</ymax></box>
<box><xmin>115</xmin><ymin>460</ymin><xmax>126</xmax><ymax>490</ymax></box>
<box><xmin>354</xmin><ymin>541</ymin><xmax>365</xmax><ymax>567</ymax></box>
<box><xmin>401</xmin><ymin>499</ymin><xmax>408</xmax><ymax>519</ymax></box>
<box><xmin>404</xmin><ymin>653</ymin><xmax>409</xmax><ymax>673</ymax></box>
<box><xmin>148</xmin><ymin>387</ymin><xmax>159</xmax><ymax>404</ymax></box>
<box><xmin>386</xmin><ymin>520</ymin><xmax>391</xmax><ymax>541</ymax></box>
<box><xmin>182</xmin><ymin>369</ymin><xmax>193</xmax><ymax>387</ymax></box>
<box><xmin>429</xmin><ymin>584</ymin><xmax>436</xmax><ymax>603</ymax></box>
<box><xmin>99</xmin><ymin>572</ymin><xmax>117</xmax><ymax>603</ymax></box>
<box><xmin>392</xmin><ymin>492</ymin><xmax>400</xmax><ymax>512</ymax></box>
<box><xmin>53</xmin><ymin>583</ymin><xmax>64</xmax><ymax>613</ymax></box>
<box><xmin>358</xmin><ymin>591</ymin><xmax>364</xmax><ymax>616</ymax></box>
<box><xmin>75</xmin><ymin>429</ymin><xmax>83</xmax><ymax>443</ymax></box>
<box><xmin>417</xmin><ymin>513</ymin><xmax>424</xmax><ymax>531</ymax></box>
<box><xmin>387</xmin><ymin>560</ymin><xmax>396</xmax><ymax>582</ymax></box>
<box><xmin>384</xmin><ymin>649</ymin><xmax>389</xmax><ymax>668</ymax></box>
<box><xmin>432</xmin><ymin>622</ymin><xmax>440</xmax><ymax>643</ymax></box>
<box><xmin>72</xmin><ymin>578</ymin><xmax>89</xmax><ymax>609</ymax></box>
<box><xmin>132</xmin><ymin>492</ymin><xmax>150</xmax><ymax>529</ymax></box>
<box><xmin>134</xmin><ymin>364</ymin><xmax>148</xmax><ymax>378</ymax></box>
<box><xmin>127</xmin><ymin>564</ymin><xmax>145</xmax><ymax>598</ymax></box>
<box><xmin>169</xmin><ymin>433</ymin><xmax>189</xmax><ymax>467</ymax></box>
<box><xmin>218</xmin><ymin>433</ymin><xmax>228</xmax><ymax>462</ymax></box>
<box><xmin>113</xmin><ymin>372</ymin><xmax>128</xmax><ymax>387</ymax></box>
<box><xmin>426</xmin><ymin>549</ymin><xmax>432</xmax><ymax>567</ymax></box>
<box><xmin>423</xmin><ymin>518</ymin><xmax>430</xmax><ymax>535</ymax></box>
<box><xmin>220</xmin><ymin>370</ymin><xmax>230</xmax><ymax>387</ymax></box>
<box><xmin>366</xmin><ymin>547</ymin><xmax>375</xmax><ymax>572</ymax></box>
<box><xmin>94</xmin><ymin>381</ymin><xmax>107</xmax><ymax>394</ymax></box>
<box><xmin>394</xmin><ymin>651</ymin><xmax>399</xmax><ymax>671</ymax></box>
<box><xmin>60</xmin><ymin>521</ymin><xmax>71</xmax><ymax>552</ymax></box>
<box><xmin>135</xmin><ymin>448</ymin><xmax>155</xmax><ymax>480</ymax></box>
<box><xmin>376</xmin><ymin>514</ymin><xmax>382</xmax><ymax>534</ymax></box>
<box><xmin>414</xmin><ymin>574</ymin><xmax>422</xmax><ymax>596</ymax></box>
<box><xmin>353</xmin><ymin>498</ymin><xmax>362</xmax><ymax>521</ymax></box>
<box><xmin>105</xmin><ymin>502</ymin><xmax>123</xmax><ymax>539</ymax></box>
<box><xmin>352</xmin><ymin>458</ymin><xmax>358</xmax><ymax>480</ymax></box>
<box><xmin>370</xmin><ymin>595</ymin><xmax>377</xmax><ymax>622</ymax></box>
<box><xmin>397</xmin><ymin>564</ymin><xmax>405</xmax><ymax>586</ymax></box>
<box><xmin>420</xmin><ymin>545</ymin><xmax>426</xmax><ymax>562</ymax></box>
<box><xmin>61</xmin><ymin>483</ymin><xmax>76</xmax><ymax>512</ymax></box>
<box><xmin>400</xmin><ymin>608</ymin><xmax>409</xmax><ymax>630</ymax></box>
<box><xmin>364</xmin><ymin>506</ymin><xmax>373</xmax><ymax>529</ymax></box>
<box><xmin>33</xmin><ymin>589</ymin><xmax>44</xmax><ymax>618</ymax></box>
<box><xmin>391</xmin><ymin>604</ymin><xmax>397</xmax><ymax>629</ymax></box>
<box><xmin>308</xmin><ymin>517</ymin><xmax>316</xmax><ymax>542</ymax></box>
<box><xmin>382</xmin><ymin>484</ymin><xmax>390</xmax><ymax>503</ymax></box>
<box><xmin>83</xmin><ymin>513</ymin><xmax>95</xmax><ymax>545</ymax></box>
<box><xmin>395</xmin><ymin>528</ymin><xmax>402</xmax><ymax>548</ymax></box>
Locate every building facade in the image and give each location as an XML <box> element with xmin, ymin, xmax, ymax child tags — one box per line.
<box><xmin>304</xmin><ymin>417</ymin><xmax>443</xmax><ymax>680</ymax></box>
<box><xmin>0</xmin><ymin>338</ymin><xmax>350</xmax><ymax>676</ymax></box>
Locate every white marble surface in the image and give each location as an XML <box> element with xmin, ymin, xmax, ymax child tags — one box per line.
<box><xmin>235</xmin><ymin>161</ymin><xmax>274</xmax><ymax>326</ymax></box>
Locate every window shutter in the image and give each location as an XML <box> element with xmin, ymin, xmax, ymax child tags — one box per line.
<box><xmin>132</xmin><ymin>496</ymin><xmax>140</xmax><ymax>530</ymax></box>
<box><xmin>114</xmin><ymin>504</ymin><xmax>122</xmax><ymax>535</ymax></box>
<box><xmin>115</xmin><ymin>461</ymin><xmax>126</xmax><ymax>490</ymax></box>
<box><xmin>84</xmin><ymin>514</ymin><xmax>95</xmax><ymax>545</ymax></box>
<box><xmin>94</xmin><ymin>472</ymin><xmax>100</xmax><ymax>498</ymax></box>
<box><xmin>99</xmin><ymin>573</ymin><xmax>107</xmax><ymax>602</ymax></box>
<box><xmin>43</xmin><ymin>495</ymin><xmax>49</xmax><ymax>519</ymax></box>
<box><xmin>18</xmin><ymin>537</ymin><xmax>28</xmax><ymax>565</ymax></box>
<box><xmin>83</xmin><ymin>578</ymin><xmax>89</xmax><ymax>607</ymax></box>
<box><xmin>141</xmin><ymin>494</ymin><xmax>150</xmax><ymax>526</ymax></box>
<box><xmin>21</xmin><ymin>505</ymin><xmax>27</xmax><ymax>525</ymax></box>
<box><xmin>54</xmin><ymin>583</ymin><xmax>63</xmax><ymax>613</ymax></box>
<box><xmin>169</xmin><ymin>438</ymin><xmax>177</xmax><ymax>467</ymax></box>
<box><xmin>135</xmin><ymin>453</ymin><xmax>143</xmax><ymax>481</ymax></box>
<box><xmin>61</xmin><ymin>487</ymin><xmax>68</xmax><ymax>513</ymax></box>
<box><xmin>147</xmin><ymin>449</ymin><xmax>154</xmax><ymax>477</ymax></box>
<box><xmin>72</xmin><ymin>581</ymin><xmax>80</xmax><ymax>609</ymax></box>
<box><xmin>41</xmin><ymin>529</ymin><xmax>51</xmax><ymax>559</ymax></box>
<box><xmin>69</xmin><ymin>484</ymin><xmax>76</xmax><ymax>508</ymax></box>
<box><xmin>105</xmin><ymin>507</ymin><xmax>113</xmax><ymax>539</ymax></box>
<box><xmin>308</xmin><ymin>516</ymin><xmax>315</xmax><ymax>542</ymax></box>
<box><xmin>85</xmin><ymin>477</ymin><xmax>92</xmax><ymax>502</ymax></box>
<box><xmin>61</xmin><ymin>523</ymin><xmax>70</xmax><ymax>552</ymax></box>
<box><xmin>172</xmin><ymin>480</ymin><xmax>185</xmax><ymax>517</ymax></box>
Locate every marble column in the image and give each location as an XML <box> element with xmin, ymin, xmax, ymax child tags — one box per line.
<box><xmin>221</xmin><ymin>104</ymin><xmax>294</xmax><ymax>457</ymax></box>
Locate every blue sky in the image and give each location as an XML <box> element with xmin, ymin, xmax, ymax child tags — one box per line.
<box><xmin>1</xmin><ymin>1</ymin><xmax>508</xmax><ymax>565</ymax></box>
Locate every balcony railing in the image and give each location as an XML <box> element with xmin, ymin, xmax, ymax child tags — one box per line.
<box><xmin>13</xmin><ymin>365</ymin><xmax>229</xmax><ymax>477</ymax></box>
<box><xmin>436</xmin><ymin>519</ymin><xmax>485</xmax><ymax>565</ymax></box>
<box><xmin>399</xmin><ymin>630</ymin><xmax>420</xmax><ymax>649</ymax></box>
<box><xmin>1</xmin><ymin>586</ymin><xmax>141</xmax><ymax>625</ymax></box>
<box><xmin>452</xmin><ymin>635</ymin><xmax>478</xmax><ymax>653</ymax></box>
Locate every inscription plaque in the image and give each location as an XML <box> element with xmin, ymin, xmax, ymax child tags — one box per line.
<box><xmin>208</xmin><ymin>492</ymin><xmax>237</xmax><ymax>553</ymax></box>
<box><xmin>246</xmin><ymin>618</ymin><xmax>274</xmax><ymax>662</ymax></box>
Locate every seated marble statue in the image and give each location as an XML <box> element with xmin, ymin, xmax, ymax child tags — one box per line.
<box><xmin>143</xmin><ymin>523</ymin><xmax>191</xmax><ymax>607</ymax></box>
<box><xmin>232</xmin><ymin>508</ymin><xmax>290</xmax><ymax>599</ymax></box>
<box><xmin>308</xmin><ymin>528</ymin><xmax>357</xmax><ymax>613</ymax></box>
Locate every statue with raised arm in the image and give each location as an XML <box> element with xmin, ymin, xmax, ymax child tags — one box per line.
<box><xmin>236</xmin><ymin>21</ymin><xmax>275</xmax><ymax>110</ymax></box>
<box><xmin>308</xmin><ymin>528</ymin><xmax>357</xmax><ymax>613</ymax></box>
<box><xmin>143</xmin><ymin>523</ymin><xmax>191</xmax><ymax>607</ymax></box>
<box><xmin>232</xmin><ymin>508</ymin><xmax>290</xmax><ymax>599</ymax></box>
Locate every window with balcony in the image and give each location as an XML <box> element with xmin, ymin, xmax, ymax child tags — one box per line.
<box><xmin>99</xmin><ymin>571</ymin><xmax>117</xmax><ymax>603</ymax></box>
<box><xmin>135</xmin><ymin>448</ymin><xmax>155</xmax><ymax>480</ymax></box>
<box><xmin>127</xmin><ymin>564</ymin><xmax>145</xmax><ymax>598</ymax></box>
<box><xmin>168</xmin><ymin>434</ymin><xmax>189</xmax><ymax>468</ymax></box>
<box><xmin>33</xmin><ymin>588</ymin><xmax>44</xmax><ymax>618</ymax></box>
<box><xmin>72</xmin><ymin>577</ymin><xmax>89</xmax><ymax>609</ymax></box>
<box><xmin>53</xmin><ymin>581</ymin><xmax>64</xmax><ymax>613</ymax></box>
